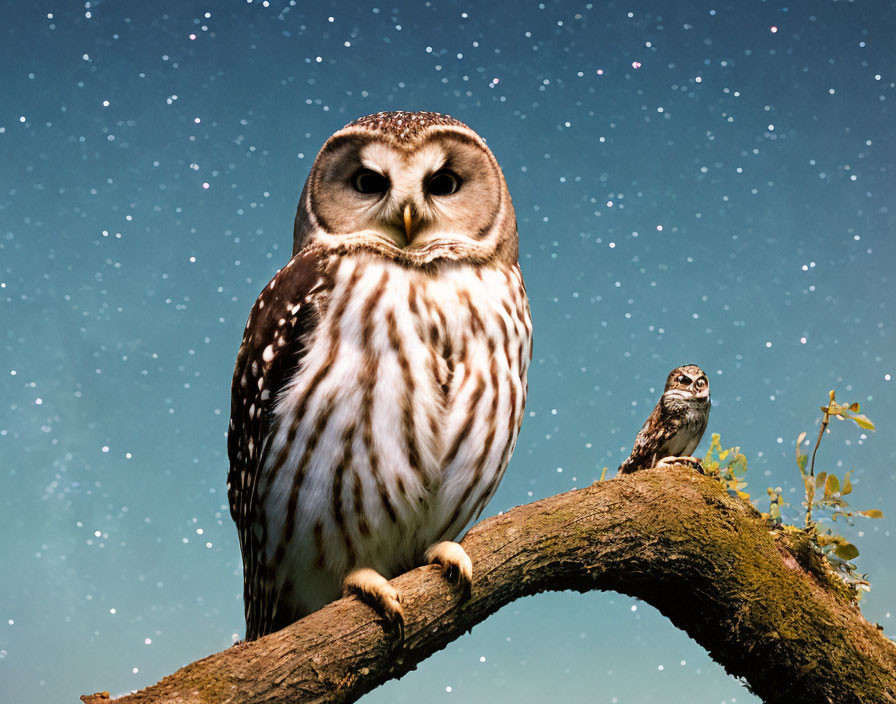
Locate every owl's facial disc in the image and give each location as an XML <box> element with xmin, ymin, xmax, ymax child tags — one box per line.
<box><xmin>664</xmin><ymin>365</ymin><xmax>710</xmax><ymax>401</ymax></box>
<box><xmin>308</xmin><ymin>130</ymin><xmax>505</xmax><ymax>262</ymax></box>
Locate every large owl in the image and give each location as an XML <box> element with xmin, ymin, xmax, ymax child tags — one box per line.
<box><xmin>227</xmin><ymin>111</ymin><xmax>532</xmax><ymax>641</ymax></box>
<box><xmin>618</xmin><ymin>364</ymin><xmax>710</xmax><ymax>474</ymax></box>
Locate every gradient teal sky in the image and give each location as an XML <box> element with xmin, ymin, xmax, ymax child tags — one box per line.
<box><xmin>2</xmin><ymin>1</ymin><xmax>894</xmax><ymax>701</ymax></box>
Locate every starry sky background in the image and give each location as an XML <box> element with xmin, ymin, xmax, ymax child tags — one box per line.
<box><xmin>2</xmin><ymin>1</ymin><xmax>894</xmax><ymax>702</ymax></box>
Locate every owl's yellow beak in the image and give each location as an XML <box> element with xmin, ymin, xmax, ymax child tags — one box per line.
<box><xmin>403</xmin><ymin>204</ymin><xmax>413</xmax><ymax>242</ymax></box>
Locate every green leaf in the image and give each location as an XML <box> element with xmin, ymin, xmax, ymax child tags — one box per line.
<box><xmin>795</xmin><ymin>432</ymin><xmax>808</xmax><ymax>474</ymax></box>
<box><xmin>825</xmin><ymin>474</ymin><xmax>840</xmax><ymax>497</ymax></box>
<box><xmin>842</xmin><ymin>470</ymin><xmax>853</xmax><ymax>496</ymax></box>
<box><xmin>859</xmin><ymin>509</ymin><xmax>884</xmax><ymax>519</ymax></box>
<box><xmin>849</xmin><ymin>413</ymin><xmax>876</xmax><ymax>431</ymax></box>
<box><xmin>834</xmin><ymin>542</ymin><xmax>860</xmax><ymax>560</ymax></box>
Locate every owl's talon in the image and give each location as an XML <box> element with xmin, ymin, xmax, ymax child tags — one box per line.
<box><xmin>657</xmin><ymin>455</ymin><xmax>703</xmax><ymax>471</ymax></box>
<box><xmin>426</xmin><ymin>541</ymin><xmax>473</xmax><ymax>594</ymax></box>
<box><xmin>343</xmin><ymin>568</ymin><xmax>405</xmax><ymax>637</ymax></box>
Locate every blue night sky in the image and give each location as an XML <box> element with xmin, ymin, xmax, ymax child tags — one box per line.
<box><xmin>2</xmin><ymin>1</ymin><xmax>894</xmax><ymax>702</ymax></box>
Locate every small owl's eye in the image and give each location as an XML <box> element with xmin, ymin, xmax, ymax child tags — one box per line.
<box><xmin>695</xmin><ymin>378</ymin><xmax>707</xmax><ymax>389</ymax></box>
<box><xmin>427</xmin><ymin>170</ymin><xmax>461</xmax><ymax>196</ymax></box>
<box><xmin>352</xmin><ymin>169</ymin><xmax>389</xmax><ymax>195</ymax></box>
<box><xmin>677</xmin><ymin>375</ymin><xmax>691</xmax><ymax>385</ymax></box>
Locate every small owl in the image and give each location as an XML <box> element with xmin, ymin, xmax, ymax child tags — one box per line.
<box><xmin>227</xmin><ymin>111</ymin><xmax>532</xmax><ymax>640</ymax></box>
<box><xmin>618</xmin><ymin>364</ymin><xmax>710</xmax><ymax>474</ymax></box>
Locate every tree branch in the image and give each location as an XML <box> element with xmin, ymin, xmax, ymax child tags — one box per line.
<box><xmin>81</xmin><ymin>467</ymin><xmax>896</xmax><ymax>704</ymax></box>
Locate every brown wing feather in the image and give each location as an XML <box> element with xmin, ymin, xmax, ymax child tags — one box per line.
<box><xmin>618</xmin><ymin>401</ymin><xmax>681</xmax><ymax>474</ymax></box>
<box><xmin>227</xmin><ymin>248</ymin><xmax>322</xmax><ymax>639</ymax></box>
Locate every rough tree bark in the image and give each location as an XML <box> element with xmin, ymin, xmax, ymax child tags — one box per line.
<box><xmin>81</xmin><ymin>466</ymin><xmax>896</xmax><ymax>704</ymax></box>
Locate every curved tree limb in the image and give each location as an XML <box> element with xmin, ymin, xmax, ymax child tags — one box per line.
<box><xmin>81</xmin><ymin>467</ymin><xmax>896</xmax><ymax>704</ymax></box>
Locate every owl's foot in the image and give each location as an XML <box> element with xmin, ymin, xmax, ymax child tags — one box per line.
<box><xmin>343</xmin><ymin>567</ymin><xmax>404</xmax><ymax>638</ymax></box>
<box><xmin>425</xmin><ymin>541</ymin><xmax>473</xmax><ymax>594</ymax></box>
<box><xmin>657</xmin><ymin>455</ymin><xmax>704</xmax><ymax>472</ymax></box>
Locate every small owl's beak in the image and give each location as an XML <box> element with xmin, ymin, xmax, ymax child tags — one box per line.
<box><xmin>403</xmin><ymin>204</ymin><xmax>413</xmax><ymax>242</ymax></box>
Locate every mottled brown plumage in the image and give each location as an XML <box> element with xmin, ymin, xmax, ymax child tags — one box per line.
<box><xmin>618</xmin><ymin>364</ymin><xmax>710</xmax><ymax>474</ymax></box>
<box><xmin>229</xmin><ymin>111</ymin><xmax>531</xmax><ymax>640</ymax></box>
<box><xmin>345</xmin><ymin>111</ymin><xmax>468</xmax><ymax>142</ymax></box>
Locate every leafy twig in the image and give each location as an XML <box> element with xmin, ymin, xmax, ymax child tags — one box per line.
<box><xmin>701</xmin><ymin>433</ymin><xmax>749</xmax><ymax>500</ymax></box>
<box><xmin>793</xmin><ymin>390</ymin><xmax>880</xmax><ymax>595</ymax></box>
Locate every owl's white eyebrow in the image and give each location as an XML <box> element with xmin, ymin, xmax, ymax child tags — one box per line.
<box><xmin>358</xmin><ymin>160</ymin><xmax>386</xmax><ymax>174</ymax></box>
<box><xmin>359</xmin><ymin>142</ymin><xmax>402</xmax><ymax>175</ymax></box>
<box><xmin>413</xmin><ymin>143</ymin><xmax>447</xmax><ymax>176</ymax></box>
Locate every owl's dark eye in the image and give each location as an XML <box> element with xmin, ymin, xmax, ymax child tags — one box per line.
<box><xmin>427</xmin><ymin>170</ymin><xmax>461</xmax><ymax>196</ymax></box>
<box><xmin>695</xmin><ymin>377</ymin><xmax>707</xmax><ymax>389</ymax></box>
<box><xmin>677</xmin><ymin>375</ymin><xmax>691</xmax><ymax>385</ymax></box>
<box><xmin>352</xmin><ymin>169</ymin><xmax>389</xmax><ymax>195</ymax></box>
